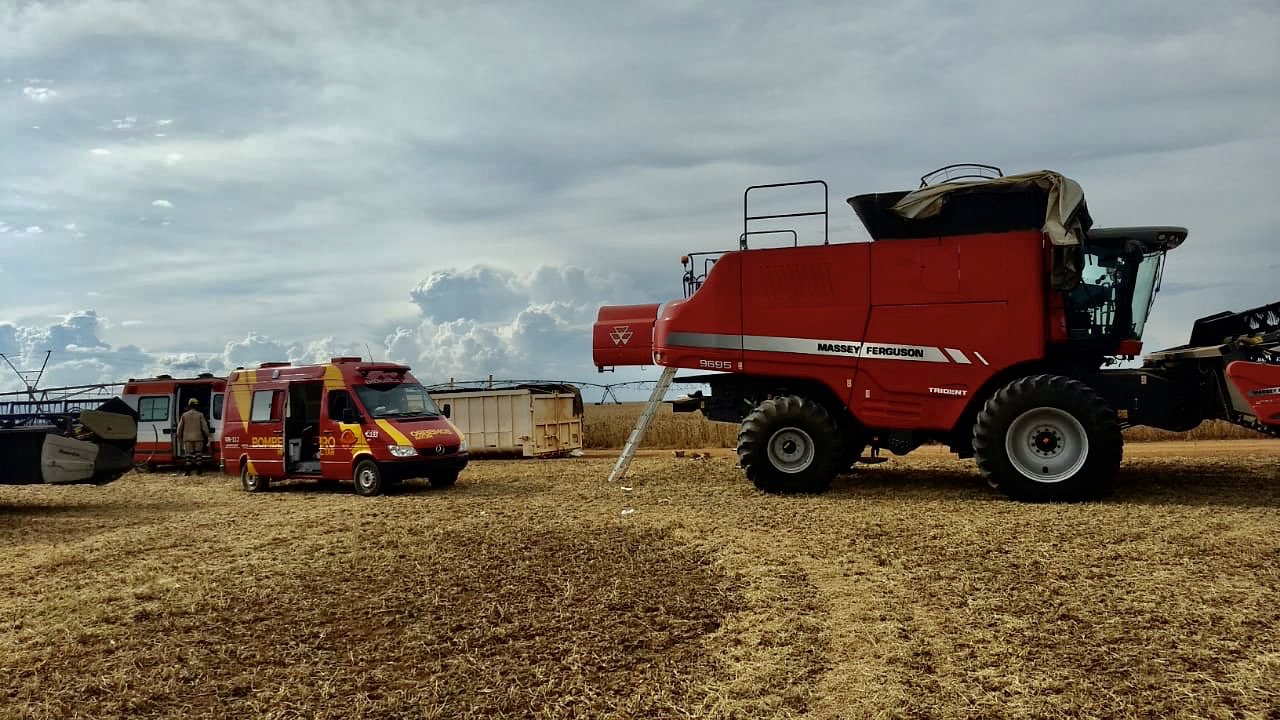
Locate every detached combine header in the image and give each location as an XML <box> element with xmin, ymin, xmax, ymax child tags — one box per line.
<box><xmin>0</xmin><ymin>355</ymin><xmax>139</xmax><ymax>485</ymax></box>
<box><xmin>0</xmin><ymin>396</ymin><xmax>138</xmax><ymax>486</ymax></box>
<box><xmin>594</xmin><ymin>164</ymin><xmax>1279</xmax><ymax>501</ymax></box>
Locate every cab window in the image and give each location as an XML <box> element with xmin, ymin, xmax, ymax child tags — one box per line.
<box><xmin>139</xmin><ymin>396</ymin><xmax>169</xmax><ymax>423</ymax></box>
<box><xmin>251</xmin><ymin>390</ymin><xmax>282</xmax><ymax>422</ymax></box>
<box><xmin>212</xmin><ymin>394</ymin><xmax>224</xmax><ymax>421</ymax></box>
<box><xmin>327</xmin><ymin>390</ymin><xmax>352</xmax><ymax>420</ymax></box>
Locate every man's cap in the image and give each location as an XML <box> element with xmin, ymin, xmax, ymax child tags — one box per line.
<box><xmin>189</xmin><ymin>398</ymin><xmax>199</xmax><ymax>405</ymax></box>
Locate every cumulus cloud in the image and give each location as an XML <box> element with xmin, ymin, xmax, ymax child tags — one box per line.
<box><xmin>0</xmin><ymin>310</ymin><xmax>154</xmax><ymax>390</ymax></box>
<box><xmin>22</xmin><ymin>86</ymin><xmax>56</xmax><ymax>102</ymax></box>
<box><xmin>409</xmin><ymin>266</ymin><xmax>528</xmax><ymax>323</ymax></box>
<box><xmin>386</xmin><ymin>263</ymin><xmax>658</xmax><ymax>382</ymax></box>
<box><xmin>0</xmin><ymin>314</ymin><xmax>385</xmax><ymax>393</ymax></box>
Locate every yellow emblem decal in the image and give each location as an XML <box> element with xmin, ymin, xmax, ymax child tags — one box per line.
<box><xmin>410</xmin><ymin>428</ymin><xmax>453</xmax><ymax>441</ymax></box>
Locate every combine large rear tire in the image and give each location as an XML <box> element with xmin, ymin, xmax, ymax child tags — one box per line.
<box><xmin>973</xmin><ymin>374</ymin><xmax>1122</xmax><ymax>502</ymax></box>
<box><xmin>738</xmin><ymin>395</ymin><xmax>841</xmax><ymax>494</ymax></box>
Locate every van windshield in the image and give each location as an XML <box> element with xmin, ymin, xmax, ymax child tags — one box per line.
<box><xmin>354</xmin><ymin>382</ymin><xmax>443</xmax><ymax>419</ymax></box>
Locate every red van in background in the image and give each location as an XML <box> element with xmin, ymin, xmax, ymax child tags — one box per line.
<box><xmin>217</xmin><ymin>357</ymin><xmax>468</xmax><ymax>496</ymax></box>
<box><xmin>122</xmin><ymin>373</ymin><xmax>226</xmax><ymax>470</ymax></box>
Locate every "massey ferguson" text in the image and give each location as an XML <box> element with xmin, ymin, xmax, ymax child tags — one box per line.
<box><xmin>816</xmin><ymin>342</ymin><xmax>926</xmax><ymax>359</ymax></box>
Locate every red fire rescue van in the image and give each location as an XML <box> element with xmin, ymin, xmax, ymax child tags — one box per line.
<box><xmin>217</xmin><ymin>357</ymin><xmax>468</xmax><ymax>495</ymax></box>
<box><xmin>121</xmin><ymin>373</ymin><xmax>226</xmax><ymax>470</ymax></box>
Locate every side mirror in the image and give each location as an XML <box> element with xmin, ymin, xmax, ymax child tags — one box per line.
<box><xmin>341</xmin><ymin>407</ymin><xmax>361</xmax><ymax>424</ymax></box>
<box><xmin>442</xmin><ymin>404</ymin><xmax>451</xmax><ymax>419</ymax></box>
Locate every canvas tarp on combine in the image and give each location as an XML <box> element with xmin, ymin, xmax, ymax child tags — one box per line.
<box><xmin>891</xmin><ymin>170</ymin><xmax>1087</xmax><ymax>247</ymax></box>
<box><xmin>847</xmin><ymin>169</ymin><xmax>1091</xmax><ymax>289</ymax></box>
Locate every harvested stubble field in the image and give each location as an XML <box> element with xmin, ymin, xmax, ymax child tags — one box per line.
<box><xmin>581</xmin><ymin>402</ymin><xmax>1269</xmax><ymax>449</ymax></box>
<box><xmin>3</xmin><ymin>440</ymin><xmax>1279</xmax><ymax>719</ymax></box>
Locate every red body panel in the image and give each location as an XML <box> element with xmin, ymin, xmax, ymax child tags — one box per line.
<box><xmin>1224</xmin><ymin>360</ymin><xmax>1280</xmax><ymax>427</ymax></box>
<box><xmin>599</xmin><ymin>229</ymin><xmax>1053</xmax><ymax>434</ymax></box>
<box><xmin>593</xmin><ymin>303</ymin><xmax>661</xmax><ymax>369</ymax></box>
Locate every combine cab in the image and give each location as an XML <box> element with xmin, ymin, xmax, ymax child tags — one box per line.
<box><xmin>594</xmin><ymin>165</ymin><xmax>1279</xmax><ymax>501</ymax></box>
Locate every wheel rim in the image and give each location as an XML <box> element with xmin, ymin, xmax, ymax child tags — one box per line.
<box><xmin>1005</xmin><ymin>407</ymin><xmax>1089</xmax><ymax>483</ymax></box>
<box><xmin>242</xmin><ymin>466</ymin><xmax>254</xmax><ymax>488</ymax></box>
<box><xmin>357</xmin><ymin>467</ymin><xmax>377</xmax><ymax>489</ymax></box>
<box><xmin>767</xmin><ymin>427</ymin><xmax>816</xmax><ymax>474</ymax></box>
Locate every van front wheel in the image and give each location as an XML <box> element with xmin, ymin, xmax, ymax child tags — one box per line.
<box><xmin>241</xmin><ymin>463</ymin><xmax>267</xmax><ymax>493</ymax></box>
<box><xmin>353</xmin><ymin>460</ymin><xmax>385</xmax><ymax>497</ymax></box>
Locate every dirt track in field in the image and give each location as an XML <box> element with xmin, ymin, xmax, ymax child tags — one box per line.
<box><xmin>2</xmin><ymin>440</ymin><xmax>1278</xmax><ymax>718</ymax></box>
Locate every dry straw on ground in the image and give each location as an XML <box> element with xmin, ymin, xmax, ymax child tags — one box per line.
<box><xmin>2</xmin><ymin>440</ymin><xmax>1278</xmax><ymax>718</ymax></box>
<box><xmin>582</xmin><ymin>402</ymin><xmax>1265</xmax><ymax>449</ymax></box>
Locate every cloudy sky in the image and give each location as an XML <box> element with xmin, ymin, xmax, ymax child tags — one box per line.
<box><xmin>2</xmin><ymin>0</ymin><xmax>1278</xmax><ymax>398</ymax></box>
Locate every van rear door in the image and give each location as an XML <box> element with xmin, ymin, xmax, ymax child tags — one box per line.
<box><xmin>135</xmin><ymin>392</ymin><xmax>174</xmax><ymax>463</ymax></box>
<box><xmin>210</xmin><ymin>391</ymin><xmax>225</xmax><ymax>453</ymax></box>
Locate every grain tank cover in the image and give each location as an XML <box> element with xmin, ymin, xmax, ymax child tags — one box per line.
<box><xmin>848</xmin><ymin>169</ymin><xmax>1091</xmax><ymax>244</ymax></box>
<box><xmin>847</xmin><ymin>169</ymin><xmax>1093</xmax><ymax>288</ymax></box>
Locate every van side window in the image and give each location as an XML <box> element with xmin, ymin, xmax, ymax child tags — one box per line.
<box><xmin>328</xmin><ymin>390</ymin><xmax>352</xmax><ymax>420</ymax></box>
<box><xmin>251</xmin><ymin>390</ymin><xmax>281</xmax><ymax>422</ymax></box>
<box><xmin>212</xmin><ymin>395</ymin><xmax>224</xmax><ymax>421</ymax></box>
<box><xmin>139</xmin><ymin>396</ymin><xmax>169</xmax><ymax>423</ymax></box>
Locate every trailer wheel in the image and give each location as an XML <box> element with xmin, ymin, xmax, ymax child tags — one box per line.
<box><xmin>973</xmin><ymin>374</ymin><xmax>1122</xmax><ymax>502</ymax></box>
<box><xmin>353</xmin><ymin>459</ymin><xmax>385</xmax><ymax>497</ymax></box>
<box><xmin>738</xmin><ymin>395</ymin><xmax>840</xmax><ymax>494</ymax></box>
<box><xmin>241</xmin><ymin>463</ymin><xmax>268</xmax><ymax>493</ymax></box>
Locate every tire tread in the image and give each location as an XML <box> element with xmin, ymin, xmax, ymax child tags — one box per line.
<box><xmin>973</xmin><ymin>374</ymin><xmax>1122</xmax><ymax>502</ymax></box>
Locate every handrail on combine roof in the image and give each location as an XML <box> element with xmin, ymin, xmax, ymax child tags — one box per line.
<box><xmin>744</xmin><ymin>179</ymin><xmax>828</xmax><ymax>247</ymax></box>
<box><xmin>737</xmin><ymin>229</ymin><xmax>798</xmax><ymax>250</ymax></box>
<box><xmin>918</xmin><ymin>163</ymin><xmax>1004</xmax><ymax>188</ymax></box>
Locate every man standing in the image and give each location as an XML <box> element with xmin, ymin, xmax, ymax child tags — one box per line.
<box><xmin>176</xmin><ymin>398</ymin><xmax>210</xmax><ymax>476</ymax></box>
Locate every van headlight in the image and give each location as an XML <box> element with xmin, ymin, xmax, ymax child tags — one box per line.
<box><xmin>458</xmin><ymin>439</ymin><xmax>467</xmax><ymax>452</ymax></box>
<box><xmin>388</xmin><ymin>445</ymin><xmax>417</xmax><ymax>458</ymax></box>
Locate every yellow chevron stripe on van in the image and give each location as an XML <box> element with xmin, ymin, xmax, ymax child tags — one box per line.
<box><xmin>230</xmin><ymin>371</ymin><xmax>253</xmax><ymax>434</ymax></box>
<box><xmin>324</xmin><ymin>364</ymin><xmax>345</xmax><ymax>388</ymax></box>
<box><xmin>375</xmin><ymin>419</ymin><xmax>412</xmax><ymax>446</ymax></box>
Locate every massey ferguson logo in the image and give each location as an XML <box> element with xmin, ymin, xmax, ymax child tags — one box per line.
<box><xmin>610</xmin><ymin>325</ymin><xmax>633</xmax><ymax>346</ymax></box>
<box><xmin>816</xmin><ymin>342</ymin><xmax>926</xmax><ymax>359</ymax></box>
<box><xmin>816</xmin><ymin>342</ymin><xmax>860</xmax><ymax>354</ymax></box>
<box><xmin>1249</xmin><ymin>386</ymin><xmax>1280</xmax><ymax>397</ymax></box>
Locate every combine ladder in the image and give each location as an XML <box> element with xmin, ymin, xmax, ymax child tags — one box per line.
<box><xmin>607</xmin><ymin>366</ymin><xmax>677</xmax><ymax>484</ymax></box>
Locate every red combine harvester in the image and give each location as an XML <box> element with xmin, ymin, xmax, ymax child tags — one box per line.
<box><xmin>593</xmin><ymin>165</ymin><xmax>1280</xmax><ymax>501</ymax></box>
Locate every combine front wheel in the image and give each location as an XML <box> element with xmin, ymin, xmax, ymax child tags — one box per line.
<box><xmin>738</xmin><ymin>395</ymin><xmax>841</xmax><ymax>494</ymax></box>
<box><xmin>973</xmin><ymin>374</ymin><xmax>1122</xmax><ymax>502</ymax></box>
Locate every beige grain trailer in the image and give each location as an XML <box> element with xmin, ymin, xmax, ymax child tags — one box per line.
<box><xmin>427</xmin><ymin>382</ymin><xmax>583</xmax><ymax>458</ymax></box>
